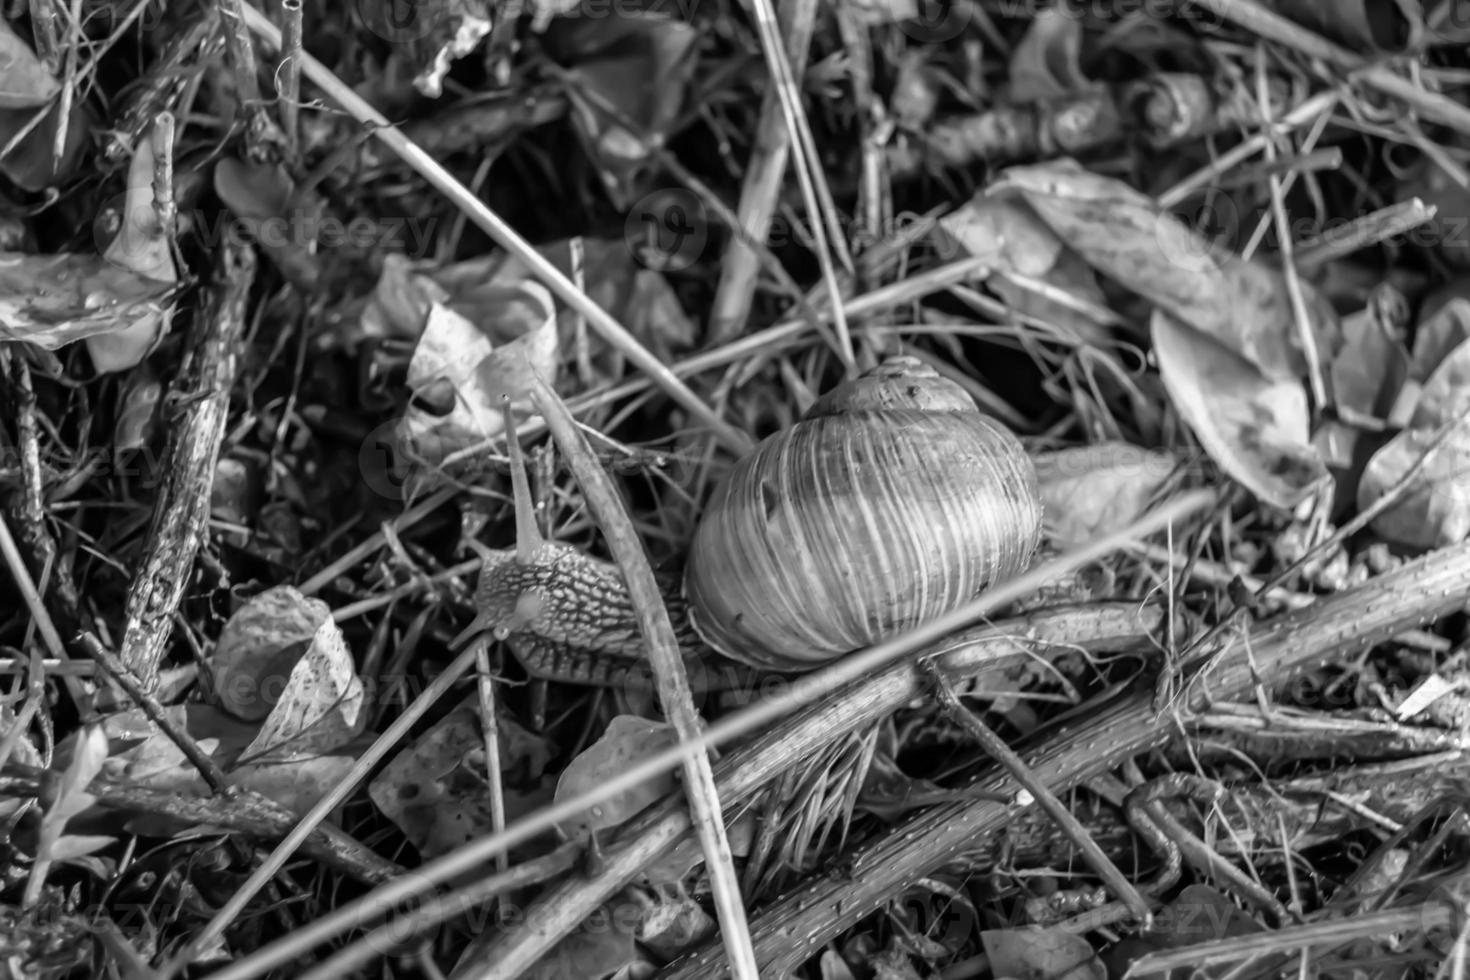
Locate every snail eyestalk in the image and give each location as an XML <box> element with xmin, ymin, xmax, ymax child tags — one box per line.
<box><xmin>501</xmin><ymin>396</ymin><xmax>542</xmax><ymax>564</ymax></box>
<box><xmin>494</xmin><ymin>591</ymin><xmax>545</xmax><ymax>640</ymax></box>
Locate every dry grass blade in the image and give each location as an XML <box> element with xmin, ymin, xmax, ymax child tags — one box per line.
<box><xmin>448</xmin><ymin>371</ymin><xmax>759</xmax><ymax>980</ymax></box>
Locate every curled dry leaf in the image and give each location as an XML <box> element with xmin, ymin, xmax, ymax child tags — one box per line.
<box><xmin>89</xmin><ymin>124</ymin><xmax>179</xmax><ymax>373</ymax></box>
<box><xmin>369</xmin><ymin>700</ymin><xmax>556</xmax><ymax>859</ymax></box>
<box><xmin>1033</xmin><ymin>443</ymin><xmax>1179</xmax><ymax>547</ymax></box>
<box><xmin>1008</xmin><ymin>5</ymin><xmax>1097</xmax><ymax>102</ymax></box>
<box><xmin>239</xmin><ymin>613</ymin><xmax>365</xmax><ymax>762</ymax></box>
<box><xmin>1153</xmin><ymin>309</ymin><xmax>1328</xmax><ymax>509</ymax></box>
<box><xmin>210</xmin><ymin>585</ymin><xmax>331</xmax><ymax>723</ymax></box>
<box><xmin>1359</xmin><ymin>335</ymin><xmax>1470</xmax><ymax>550</ymax></box>
<box><xmin>394</xmin><ymin>282</ymin><xmax>559</xmax><ymax>474</ymax></box>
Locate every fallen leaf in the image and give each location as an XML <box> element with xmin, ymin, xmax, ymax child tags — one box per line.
<box><xmin>1153</xmin><ymin>309</ymin><xmax>1328</xmax><ymax>509</ymax></box>
<box><xmin>213</xmin><ymin>157</ymin><xmax>322</xmax><ymax>290</ymax></box>
<box><xmin>0</xmin><ymin>18</ymin><xmax>61</xmax><ymax>108</ymax></box>
<box><xmin>555</xmin><ymin>715</ymin><xmax>680</xmax><ymax>841</ymax></box>
<box><xmin>0</xmin><ymin>98</ymin><xmax>93</xmax><ymax>191</ymax></box>
<box><xmin>369</xmin><ymin>700</ymin><xmax>557</xmax><ymax>859</ymax></box>
<box><xmin>209</xmin><ymin>585</ymin><xmax>332</xmax><ymax>723</ymax></box>
<box><xmin>393</xmin><ymin>284</ymin><xmax>559</xmax><ymax>477</ymax></box>
<box><xmin>982</xmin><ymin>926</ymin><xmax>1104</xmax><ymax>980</ymax></box>
<box><xmin>228</xmin><ymin>751</ymin><xmax>361</xmax><ymax>818</ymax></box>
<box><xmin>1008</xmin><ymin>6</ymin><xmax>1096</xmax><ymax>101</ymax></box>
<box><xmin>1330</xmin><ymin>288</ymin><xmax>1411</xmax><ymax>418</ymax></box>
<box><xmin>992</xmin><ymin>158</ymin><xmax>1341</xmax><ymax>379</ymax></box>
<box><xmin>937</xmin><ymin>193</ymin><xmax>1111</xmax><ymax>344</ymax></box>
<box><xmin>1033</xmin><ymin>443</ymin><xmax>1179</xmax><ymax>547</ymax></box>
<box><xmin>0</xmin><ymin>252</ymin><xmax>176</xmax><ymax>349</ymax></box>
<box><xmin>240</xmin><ymin>613</ymin><xmax>366</xmax><ymax>762</ymax></box>
<box><xmin>1410</xmin><ymin>297</ymin><xmax>1470</xmax><ymax>384</ymax></box>
<box><xmin>89</xmin><ymin>122</ymin><xmax>179</xmax><ymax>373</ymax></box>
<box><xmin>1359</xmin><ymin>335</ymin><xmax>1470</xmax><ymax>549</ymax></box>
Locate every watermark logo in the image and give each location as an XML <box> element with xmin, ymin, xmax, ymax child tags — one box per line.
<box><xmin>625</xmin><ymin>188</ymin><xmax>708</xmax><ymax>272</ymax></box>
<box><xmin>355</xmin><ymin>0</ymin><xmax>448</xmax><ymax>43</ymax></box>
<box><xmin>899</xmin><ymin>0</ymin><xmax>972</xmax><ymax>42</ymax></box>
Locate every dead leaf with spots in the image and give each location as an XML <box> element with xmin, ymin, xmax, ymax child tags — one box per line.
<box><xmin>209</xmin><ymin>585</ymin><xmax>334</xmax><ymax>723</ymax></box>
<box><xmin>240</xmin><ymin>612</ymin><xmax>365</xmax><ymax>763</ymax></box>
<box><xmin>369</xmin><ymin>699</ymin><xmax>557</xmax><ymax>859</ymax></box>
<box><xmin>553</xmin><ymin>715</ymin><xmax>751</xmax><ymax>886</ymax></box>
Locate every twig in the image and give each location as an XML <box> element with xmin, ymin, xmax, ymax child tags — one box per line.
<box><xmin>0</xmin><ymin>764</ymin><xmax>402</xmax><ymax>884</ymax></box>
<box><xmin>462</xmin><ymin>373</ymin><xmax>758</xmax><ymax>980</ymax></box>
<box><xmin>277</xmin><ymin>0</ymin><xmax>301</xmax><ymax>154</ymax></box>
<box><xmin>118</xmin><ymin>238</ymin><xmax>254</xmax><ymax>690</ymax></box>
<box><xmin>75</xmin><ymin>631</ymin><xmax>228</xmax><ymax>792</ymax></box>
<box><xmin>923</xmin><ymin>659</ymin><xmax>1153</xmax><ymax>925</ymax></box>
<box><xmin>237</xmin><ymin>2</ymin><xmax>753</xmax><ymax>457</ymax></box>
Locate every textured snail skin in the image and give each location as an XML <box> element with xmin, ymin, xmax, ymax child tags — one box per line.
<box><xmin>682</xmin><ymin>359</ymin><xmax>1043</xmax><ymax>672</ymax></box>
<box><xmin>467</xmin><ymin>541</ymin><xmax>760</xmax><ymax>690</ymax></box>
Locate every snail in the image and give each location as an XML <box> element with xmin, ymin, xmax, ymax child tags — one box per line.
<box><xmin>453</xmin><ymin>356</ymin><xmax>1044</xmax><ymax>686</ymax></box>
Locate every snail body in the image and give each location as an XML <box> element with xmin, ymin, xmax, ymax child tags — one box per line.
<box><xmin>459</xmin><ymin>356</ymin><xmax>1043</xmax><ymax>684</ymax></box>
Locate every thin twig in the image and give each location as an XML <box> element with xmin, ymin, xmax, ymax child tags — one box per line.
<box><xmin>923</xmin><ymin>659</ymin><xmax>1153</xmax><ymax>925</ymax></box>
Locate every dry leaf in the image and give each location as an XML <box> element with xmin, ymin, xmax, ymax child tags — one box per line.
<box><xmin>1008</xmin><ymin>6</ymin><xmax>1096</xmax><ymax>101</ymax></box>
<box><xmin>0</xmin><ymin>252</ymin><xmax>175</xmax><ymax>349</ymax></box>
<box><xmin>1410</xmin><ymin>297</ymin><xmax>1470</xmax><ymax>384</ymax></box>
<box><xmin>241</xmin><ymin>614</ymin><xmax>366</xmax><ymax>762</ymax></box>
<box><xmin>213</xmin><ymin>157</ymin><xmax>322</xmax><ymax>290</ymax></box>
<box><xmin>555</xmin><ymin>715</ymin><xmax>679</xmax><ymax>841</ymax></box>
<box><xmin>1153</xmin><ymin>310</ymin><xmax>1327</xmax><ymax>509</ymax></box>
<box><xmin>1034</xmin><ymin>443</ymin><xmax>1179</xmax><ymax>547</ymax></box>
<box><xmin>0</xmin><ymin>18</ymin><xmax>60</xmax><ymax>108</ymax></box>
<box><xmin>210</xmin><ymin>585</ymin><xmax>333</xmax><ymax>723</ymax></box>
<box><xmin>982</xmin><ymin>926</ymin><xmax>1104</xmax><ymax>980</ymax></box>
<box><xmin>992</xmin><ymin>159</ymin><xmax>1340</xmax><ymax>378</ymax></box>
<box><xmin>1268</xmin><ymin>0</ymin><xmax>1422</xmax><ymax>53</ymax></box>
<box><xmin>1359</xmin><ymin>335</ymin><xmax>1470</xmax><ymax>549</ymax></box>
<box><xmin>394</xmin><ymin>283</ymin><xmax>559</xmax><ymax>473</ymax></box>
<box><xmin>1330</xmin><ymin>290</ymin><xmax>1411</xmax><ymax>418</ymax></box>
<box><xmin>89</xmin><ymin>124</ymin><xmax>179</xmax><ymax>373</ymax></box>
<box><xmin>369</xmin><ymin>700</ymin><xmax>557</xmax><ymax>859</ymax></box>
<box><xmin>937</xmin><ymin>194</ymin><xmax>1111</xmax><ymax>344</ymax></box>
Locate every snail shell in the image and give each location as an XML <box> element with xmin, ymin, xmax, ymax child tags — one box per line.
<box><xmin>682</xmin><ymin>357</ymin><xmax>1043</xmax><ymax>672</ymax></box>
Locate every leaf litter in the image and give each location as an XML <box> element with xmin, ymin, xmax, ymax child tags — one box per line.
<box><xmin>7</xmin><ymin>3</ymin><xmax>1470</xmax><ymax>980</ymax></box>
